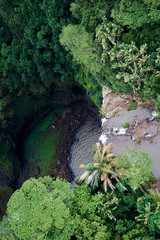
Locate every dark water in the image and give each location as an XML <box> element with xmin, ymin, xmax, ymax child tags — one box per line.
<box><xmin>69</xmin><ymin>117</ymin><xmax>101</xmax><ymax>187</ymax></box>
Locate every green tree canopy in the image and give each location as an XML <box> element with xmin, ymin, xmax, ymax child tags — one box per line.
<box><xmin>1</xmin><ymin>175</ymin><xmax>159</xmax><ymax>239</ymax></box>
<box><xmin>115</xmin><ymin>147</ymin><xmax>152</xmax><ymax>190</ymax></box>
<box><xmin>3</xmin><ymin>177</ymin><xmax>78</xmax><ymax>240</ymax></box>
<box><xmin>111</xmin><ymin>0</ymin><xmax>151</xmax><ymax>29</ymax></box>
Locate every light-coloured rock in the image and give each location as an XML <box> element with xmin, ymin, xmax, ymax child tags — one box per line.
<box><xmin>102</xmin><ymin>87</ymin><xmax>135</xmax><ymax>118</ymax></box>
<box><xmin>101</xmin><ymin>86</ymin><xmax>160</xmax><ymax>180</ymax></box>
<box><xmin>132</xmin><ymin>123</ymin><xmax>158</xmax><ymax>140</ymax></box>
<box><xmin>102</xmin><ymin>86</ymin><xmax>154</xmax><ymax>119</ymax></box>
<box><xmin>101</xmin><ymin>93</ymin><xmax>160</xmax><ymax>180</ymax></box>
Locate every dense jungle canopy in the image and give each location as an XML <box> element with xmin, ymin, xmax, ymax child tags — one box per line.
<box><xmin>0</xmin><ymin>0</ymin><xmax>160</xmax><ymax>239</ymax></box>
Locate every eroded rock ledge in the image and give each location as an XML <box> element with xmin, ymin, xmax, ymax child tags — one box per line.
<box><xmin>102</xmin><ymin>86</ymin><xmax>154</xmax><ymax>118</ymax></box>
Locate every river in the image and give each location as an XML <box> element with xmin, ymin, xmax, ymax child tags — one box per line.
<box><xmin>70</xmin><ymin>106</ymin><xmax>160</xmax><ymax>184</ymax></box>
<box><xmin>69</xmin><ymin>117</ymin><xmax>101</xmax><ymax>187</ymax></box>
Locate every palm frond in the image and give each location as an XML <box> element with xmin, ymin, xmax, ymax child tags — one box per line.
<box><xmin>106</xmin><ymin>143</ymin><xmax>112</xmax><ymax>155</ymax></box>
<box><xmin>87</xmin><ymin>170</ymin><xmax>98</xmax><ymax>184</ymax></box>
<box><xmin>85</xmin><ymin>163</ymin><xmax>95</xmax><ymax>171</ymax></box>
<box><xmin>90</xmin><ymin>170</ymin><xmax>101</xmax><ymax>190</ymax></box>
<box><xmin>101</xmin><ymin>173</ymin><xmax>107</xmax><ymax>181</ymax></box>
<box><xmin>80</xmin><ymin>171</ymin><xmax>90</xmax><ymax>181</ymax></box>
<box><xmin>102</xmin><ymin>143</ymin><xmax>108</xmax><ymax>158</ymax></box>
<box><xmin>104</xmin><ymin>179</ymin><xmax>108</xmax><ymax>193</ymax></box>
<box><xmin>107</xmin><ymin>178</ymin><xmax>115</xmax><ymax>191</ymax></box>
<box><xmin>94</xmin><ymin>163</ymin><xmax>100</xmax><ymax>168</ymax></box>
<box><xmin>77</xmin><ymin>141</ymin><xmax>127</xmax><ymax>193</ymax></box>
<box><xmin>149</xmin><ymin>189</ymin><xmax>160</xmax><ymax>203</ymax></box>
<box><xmin>112</xmin><ymin>175</ymin><xmax>127</xmax><ymax>191</ymax></box>
<box><xmin>106</xmin><ymin>154</ymin><xmax>115</xmax><ymax>161</ymax></box>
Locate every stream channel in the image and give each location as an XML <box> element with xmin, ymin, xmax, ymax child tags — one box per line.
<box><xmin>17</xmin><ymin>101</ymin><xmax>160</xmax><ymax>192</ymax></box>
<box><xmin>70</xmin><ymin>106</ymin><xmax>160</xmax><ymax>184</ymax></box>
<box><xmin>69</xmin><ymin>117</ymin><xmax>101</xmax><ymax>187</ymax></box>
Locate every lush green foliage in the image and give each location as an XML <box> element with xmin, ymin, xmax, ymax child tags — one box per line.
<box><xmin>0</xmin><ymin>177</ymin><xmax>78</xmax><ymax>240</ymax></box>
<box><xmin>1</xmin><ymin>176</ymin><xmax>160</xmax><ymax>239</ymax></box>
<box><xmin>0</xmin><ymin>0</ymin><xmax>75</xmax><ymax>139</ymax></box>
<box><xmin>115</xmin><ymin>148</ymin><xmax>152</xmax><ymax>190</ymax></box>
<box><xmin>0</xmin><ymin>0</ymin><xmax>160</xmax><ymax>119</ymax></box>
<box><xmin>123</xmin><ymin>123</ymin><xmax>129</xmax><ymax>128</ymax></box>
<box><xmin>0</xmin><ymin>0</ymin><xmax>74</xmax><ymax>90</ymax></box>
<box><xmin>0</xmin><ymin>0</ymin><xmax>74</xmax><ymax>217</ymax></box>
<box><xmin>111</xmin><ymin>0</ymin><xmax>151</xmax><ymax>29</ymax></box>
<box><xmin>126</xmin><ymin>101</ymin><xmax>138</xmax><ymax>111</ymax></box>
<box><xmin>0</xmin><ymin>0</ymin><xmax>160</xmax><ymax>238</ymax></box>
<box><xmin>60</xmin><ymin>0</ymin><xmax>160</xmax><ymax>109</ymax></box>
<box><xmin>76</xmin><ymin>143</ymin><xmax>152</xmax><ymax>192</ymax></box>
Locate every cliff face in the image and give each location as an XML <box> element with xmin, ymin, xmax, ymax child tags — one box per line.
<box><xmin>102</xmin><ymin>86</ymin><xmax>154</xmax><ymax>118</ymax></box>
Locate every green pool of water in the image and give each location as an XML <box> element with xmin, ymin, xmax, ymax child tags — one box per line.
<box><xmin>24</xmin><ymin>106</ymin><xmax>65</xmax><ymax>177</ymax></box>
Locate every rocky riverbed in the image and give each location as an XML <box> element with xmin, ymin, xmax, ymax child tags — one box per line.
<box><xmin>101</xmin><ymin>87</ymin><xmax>160</xmax><ymax>182</ymax></box>
<box><xmin>100</xmin><ymin>107</ymin><xmax>160</xmax><ymax>179</ymax></box>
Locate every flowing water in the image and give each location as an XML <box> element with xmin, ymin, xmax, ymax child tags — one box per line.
<box><xmin>70</xmin><ymin>107</ymin><xmax>160</xmax><ymax>188</ymax></box>
<box><xmin>69</xmin><ymin>117</ymin><xmax>101</xmax><ymax>187</ymax></box>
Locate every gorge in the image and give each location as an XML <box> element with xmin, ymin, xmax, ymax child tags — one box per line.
<box><xmin>0</xmin><ymin>87</ymin><xmax>100</xmax><ymax>218</ymax></box>
<box><xmin>1</xmin><ymin>0</ymin><xmax>160</xmax><ymax>238</ymax></box>
<box><xmin>1</xmin><ymin>84</ymin><xmax>160</xmax><ymax>219</ymax></box>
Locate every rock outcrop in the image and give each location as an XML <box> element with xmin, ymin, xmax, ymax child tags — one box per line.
<box><xmin>102</xmin><ymin>86</ymin><xmax>154</xmax><ymax>118</ymax></box>
<box><xmin>101</xmin><ymin>87</ymin><xmax>160</xmax><ymax>180</ymax></box>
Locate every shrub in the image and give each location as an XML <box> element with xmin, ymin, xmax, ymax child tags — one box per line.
<box><xmin>123</xmin><ymin>123</ymin><xmax>129</xmax><ymax>128</ymax></box>
<box><xmin>136</xmin><ymin>139</ymin><xmax>141</xmax><ymax>144</ymax></box>
<box><xmin>126</xmin><ymin>101</ymin><xmax>138</xmax><ymax>111</ymax></box>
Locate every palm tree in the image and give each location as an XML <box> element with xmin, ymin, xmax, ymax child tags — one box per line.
<box><xmin>75</xmin><ymin>142</ymin><xmax>127</xmax><ymax>193</ymax></box>
<box><xmin>136</xmin><ymin>189</ymin><xmax>160</xmax><ymax>225</ymax></box>
<box><xmin>149</xmin><ymin>188</ymin><xmax>160</xmax><ymax>206</ymax></box>
<box><xmin>135</xmin><ymin>202</ymin><xmax>155</xmax><ymax>225</ymax></box>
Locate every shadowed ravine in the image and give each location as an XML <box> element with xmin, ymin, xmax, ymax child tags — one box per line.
<box><xmin>16</xmin><ymin>98</ymin><xmax>100</xmax><ymax>187</ymax></box>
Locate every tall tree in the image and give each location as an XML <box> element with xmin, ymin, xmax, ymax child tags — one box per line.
<box><xmin>1</xmin><ymin>177</ymin><xmax>79</xmax><ymax>240</ymax></box>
